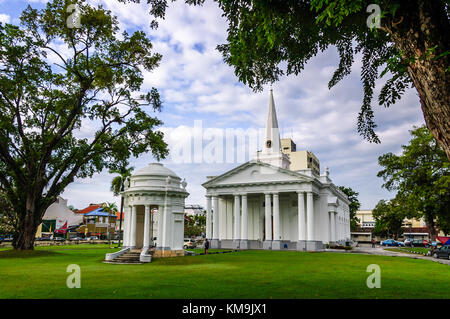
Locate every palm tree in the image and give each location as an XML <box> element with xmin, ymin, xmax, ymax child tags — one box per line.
<box><xmin>109</xmin><ymin>164</ymin><xmax>134</xmax><ymax>248</ymax></box>
<box><xmin>102</xmin><ymin>202</ymin><xmax>118</xmax><ymax>247</ymax></box>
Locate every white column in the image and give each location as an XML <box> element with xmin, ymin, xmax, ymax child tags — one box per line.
<box><xmin>273</xmin><ymin>193</ymin><xmax>280</xmax><ymax>241</ymax></box>
<box><xmin>157</xmin><ymin>206</ymin><xmax>164</xmax><ymax>248</ymax></box>
<box><xmin>234</xmin><ymin>195</ymin><xmax>241</xmax><ymax>240</ymax></box>
<box><xmin>306</xmin><ymin>192</ymin><xmax>314</xmax><ymax>241</ymax></box>
<box><xmin>265</xmin><ymin>193</ymin><xmax>272</xmax><ymax>241</ymax></box>
<box><xmin>130</xmin><ymin>205</ymin><xmax>137</xmax><ymax>248</ymax></box>
<box><xmin>122</xmin><ymin>206</ymin><xmax>130</xmax><ymax>247</ymax></box>
<box><xmin>206</xmin><ymin>196</ymin><xmax>212</xmax><ymax>239</ymax></box>
<box><xmin>212</xmin><ymin>196</ymin><xmax>219</xmax><ymax>239</ymax></box>
<box><xmin>162</xmin><ymin>204</ymin><xmax>171</xmax><ymax>249</ymax></box>
<box><xmin>143</xmin><ymin>205</ymin><xmax>151</xmax><ymax>248</ymax></box>
<box><xmin>241</xmin><ymin>194</ymin><xmax>248</xmax><ymax>240</ymax></box>
<box><xmin>298</xmin><ymin>192</ymin><xmax>306</xmax><ymax>241</ymax></box>
<box><xmin>329</xmin><ymin>211</ymin><xmax>336</xmax><ymax>243</ymax></box>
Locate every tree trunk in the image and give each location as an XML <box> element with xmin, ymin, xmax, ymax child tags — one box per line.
<box><xmin>12</xmin><ymin>193</ymin><xmax>44</xmax><ymax>250</ymax></box>
<box><xmin>12</xmin><ymin>211</ymin><xmax>39</xmax><ymax>250</ymax></box>
<box><xmin>387</xmin><ymin>0</ymin><xmax>450</xmax><ymax>160</ymax></box>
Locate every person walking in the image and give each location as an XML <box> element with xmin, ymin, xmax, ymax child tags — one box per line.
<box><xmin>371</xmin><ymin>238</ymin><xmax>375</xmax><ymax>248</ymax></box>
<box><xmin>204</xmin><ymin>238</ymin><xmax>210</xmax><ymax>255</ymax></box>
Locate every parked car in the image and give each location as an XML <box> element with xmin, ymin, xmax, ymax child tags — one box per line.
<box><xmin>395</xmin><ymin>240</ymin><xmax>405</xmax><ymax>247</ymax></box>
<box><xmin>403</xmin><ymin>238</ymin><xmax>412</xmax><ymax>246</ymax></box>
<box><xmin>381</xmin><ymin>239</ymin><xmax>398</xmax><ymax>247</ymax></box>
<box><xmin>183</xmin><ymin>239</ymin><xmax>196</xmax><ymax>249</ymax></box>
<box><xmin>71</xmin><ymin>237</ymin><xmax>83</xmax><ymax>241</ymax></box>
<box><xmin>88</xmin><ymin>236</ymin><xmax>99</xmax><ymax>241</ymax></box>
<box><xmin>407</xmin><ymin>239</ymin><xmax>428</xmax><ymax>247</ymax></box>
<box><xmin>53</xmin><ymin>237</ymin><xmax>65</xmax><ymax>241</ymax></box>
<box><xmin>432</xmin><ymin>245</ymin><xmax>450</xmax><ymax>259</ymax></box>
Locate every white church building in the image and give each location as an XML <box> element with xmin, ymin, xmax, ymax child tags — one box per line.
<box><xmin>202</xmin><ymin>90</ymin><xmax>351</xmax><ymax>251</ymax></box>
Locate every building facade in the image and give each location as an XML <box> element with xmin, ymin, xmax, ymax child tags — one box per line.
<box><xmin>203</xmin><ymin>90</ymin><xmax>351</xmax><ymax>251</ymax></box>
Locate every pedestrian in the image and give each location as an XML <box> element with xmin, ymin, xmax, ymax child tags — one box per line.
<box><xmin>204</xmin><ymin>238</ymin><xmax>210</xmax><ymax>255</ymax></box>
<box><xmin>371</xmin><ymin>238</ymin><xmax>375</xmax><ymax>248</ymax></box>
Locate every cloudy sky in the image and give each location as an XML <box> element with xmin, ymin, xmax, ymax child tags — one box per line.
<box><xmin>1</xmin><ymin>0</ymin><xmax>425</xmax><ymax>210</ymax></box>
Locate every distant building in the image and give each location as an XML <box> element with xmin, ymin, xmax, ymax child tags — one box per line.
<box><xmin>280</xmin><ymin>138</ymin><xmax>320</xmax><ymax>175</ymax></box>
<box><xmin>35</xmin><ymin>197</ymin><xmax>83</xmax><ymax>238</ymax></box>
<box><xmin>351</xmin><ymin>209</ymin><xmax>445</xmax><ymax>242</ymax></box>
<box><xmin>77</xmin><ymin>208</ymin><xmax>117</xmax><ymax>237</ymax></box>
<box><xmin>184</xmin><ymin>204</ymin><xmax>205</xmax><ymax>216</ymax></box>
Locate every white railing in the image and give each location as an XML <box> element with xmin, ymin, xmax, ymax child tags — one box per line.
<box><xmin>140</xmin><ymin>247</ymin><xmax>152</xmax><ymax>263</ymax></box>
<box><xmin>105</xmin><ymin>247</ymin><xmax>130</xmax><ymax>261</ymax></box>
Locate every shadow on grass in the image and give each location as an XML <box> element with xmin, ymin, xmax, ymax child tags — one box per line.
<box><xmin>0</xmin><ymin>249</ymin><xmax>61</xmax><ymax>259</ymax></box>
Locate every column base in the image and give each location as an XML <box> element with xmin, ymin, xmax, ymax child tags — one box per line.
<box><xmin>211</xmin><ymin>239</ymin><xmax>220</xmax><ymax>249</ymax></box>
<box><xmin>239</xmin><ymin>239</ymin><xmax>249</xmax><ymax>250</ymax></box>
<box><xmin>306</xmin><ymin>241</ymin><xmax>324</xmax><ymax>251</ymax></box>
<box><xmin>271</xmin><ymin>240</ymin><xmax>282</xmax><ymax>250</ymax></box>
<box><xmin>156</xmin><ymin>246</ymin><xmax>171</xmax><ymax>250</ymax></box>
<box><xmin>296</xmin><ymin>240</ymin><xmax>307</xmax><ymax>251</ymax></box>
<box><xmin>263</xmin><ymin>240</ymin><xmax>272</xmax><ymax>250</ymax></box>
<box><xmin>232</xmin><ymin>240</ymin><xmax>240</xmax><ymax>249</ymax></box>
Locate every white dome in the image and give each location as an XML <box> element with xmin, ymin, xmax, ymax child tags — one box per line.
<box><xmin>133</xmin><ymin>163</ymin><xmax>179</xmax><ymax>179</ymax></box>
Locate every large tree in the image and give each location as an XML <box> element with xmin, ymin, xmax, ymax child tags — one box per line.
<box><xmin>0</xmin><ymin>0</ymin><xmax>168</xmax><ymax>250</ymax></box>
<box><xmin>377</xmin><ymin>126</ymin><xmax>450</xmax><ymax>240</ymax></box>
<box><xmin>337</xmin><ymin>185</ymin><xmax>361</xmax><ymax>231</ymax></box>
<box><xmin>372</xmin><ymin>199</ymin><xmax>406</xmax><ymax>240</ymax></box>
<box><xmin>120</xmin><ymin>0</ymin><xmax>450</xmax><ymax>159</ymax></box>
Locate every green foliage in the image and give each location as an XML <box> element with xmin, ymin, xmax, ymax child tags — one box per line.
<box><xmin>377</xmin><ymin>126</ymin><xmax>450</xmax><ymax>235</ymax></box>
<box><xmin>0</xmin><ymin>0</ymin><xmax>168</xmax><ymax>248</ymax></box>
<box><xmin>118</xmin><ymin>0</ymin><xmax>450</xmax><ymax>155</ymax></box>
<box><xmin>110</xmin><ymin>164</ymin><xmax>134</xmax><ymax>196</ymax></box>
<box><xmin>372</xmin><ymin>199</ymin><xmax>406</xmax><ymax>239</ymax></box>
<box><xmin>103</xmin><ymin>202</ymin><xmax>118</xmax><ymax>214</ymax></box>
<box><xmin>337</xmin><ymin>185</ymin><xmax>361</xmax><ymax>231</ymax></box>
<box><xmin>0</xmin><ymin>192</ymin><xmax>16</xmax><ymax>235</ymax></box>
<box><xmin>184</xmin><ymin>212</ymin><xmax>206</xmax><ymax>238</ymax></box>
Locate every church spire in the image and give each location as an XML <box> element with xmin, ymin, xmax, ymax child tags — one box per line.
<box><xmin>263</xmin><ymin>89</ymin><xmax>281</xmax><ymax>155</ymax></box>
<box><xmin>255</xmin><ymin>89</ymin><xmax>290</xmax><ymax>169</ymax></box>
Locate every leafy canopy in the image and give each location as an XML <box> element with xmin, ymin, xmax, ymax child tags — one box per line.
<box><xmin>0</xmin><ymin>0</ymin><xmax>167</xmax><ymax>228</ymax></box>
<box><xmin>337</xmin><ymin>185</ymin><xmax>361</xmax><ymax>231</ymax></box>
<box><xmin>372</xmin><ymin>198</ymin><xmax>406</xmax><ymax>239</ymax></box>
<box><xmin>377</xmin><ymin>126</ymin><xmax>450</xmax><ymax>234</ymax></box>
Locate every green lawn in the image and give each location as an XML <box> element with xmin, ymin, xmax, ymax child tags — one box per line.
<box><xmin>0</xmin><ymin>245</ymin><xmax>449</xmax><ymax>299</ymax></box>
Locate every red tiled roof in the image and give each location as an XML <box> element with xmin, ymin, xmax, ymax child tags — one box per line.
<box><xmin>76</xmin><ymin>204</ymin><xmax>102</xmax><ymax>214</ymax></box>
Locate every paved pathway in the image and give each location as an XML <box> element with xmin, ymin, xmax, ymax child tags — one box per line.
<box><xmin>326</xmin><ymin>246</ymin><xmax>450</xmax><ymax>266</ymax></box>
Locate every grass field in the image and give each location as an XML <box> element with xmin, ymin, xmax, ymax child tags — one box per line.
<box><xmin>0</xmin><ymin>244</ymin><xmax>449</xmax><ymax>299</ymax></box>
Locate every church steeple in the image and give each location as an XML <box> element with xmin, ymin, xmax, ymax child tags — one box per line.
<box><xmin>264</xmin><ymin>89</ymin><xmax>281</xmax><ymax>155</ymax></box>
<box><xmin>256</xmin><ymin>89</ymin><xmax>290</xmax><ymax>169</ymax></box>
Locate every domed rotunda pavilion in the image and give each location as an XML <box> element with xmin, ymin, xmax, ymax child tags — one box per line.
<box><xmin>106</xmin><ymin>163</ymin><xmax>189</xmax><ymax>263</ymax></box>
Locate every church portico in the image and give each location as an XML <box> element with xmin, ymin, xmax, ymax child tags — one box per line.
<box><xmin>204</xmin><ymin>178</ymin><xmax>326</xmax><ymax>251</ymax></box>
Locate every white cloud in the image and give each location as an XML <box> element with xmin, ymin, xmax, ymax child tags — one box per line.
<box><xmin>5</xmin><ymin>0</ymin><xmax>425</xmax><ymax>210</ymax></box>
<box><xmin>0</xmin><ymin>13</ymin><xmax>10</xmax><ymax>23</ymax></box>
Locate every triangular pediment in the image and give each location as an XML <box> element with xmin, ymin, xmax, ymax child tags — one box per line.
<box><xmin>202</xmin><ymin>160</ymin><xmax>312</xmax><ymax>188</ymax></box>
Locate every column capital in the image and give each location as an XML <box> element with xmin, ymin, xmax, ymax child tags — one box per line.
<box><xmin>296</xmin><ymin>190</ymin><xmax>305</xmax><ymax>194</ymax></box>
<box><xmin>205</xmin><ymin>194</ymin><xmax>212</xmax><ymax>198</ymax></box>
